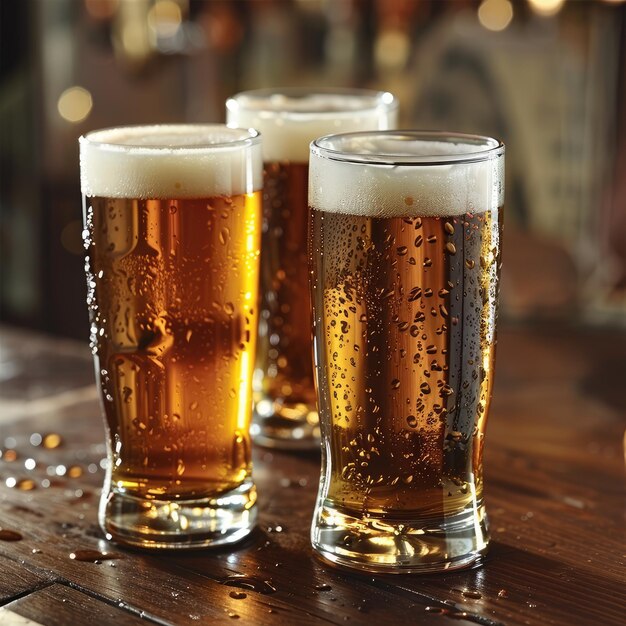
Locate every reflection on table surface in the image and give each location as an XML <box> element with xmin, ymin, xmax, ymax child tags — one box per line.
<box><xmin>0</xmin><ymin>323</ymin><xmax>624</xmax><ymax>625</ymax></box>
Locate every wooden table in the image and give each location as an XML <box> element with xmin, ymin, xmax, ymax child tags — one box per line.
<box><xmin>0</xmin><ymin>323</ymin><xmax>624</xmax><ymax>626</ymax></box>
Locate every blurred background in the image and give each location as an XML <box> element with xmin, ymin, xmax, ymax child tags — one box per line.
<box><xmin>1</xmin><ymin>0</ymin><xmax>625</xmax><ymax>339</ymax></box>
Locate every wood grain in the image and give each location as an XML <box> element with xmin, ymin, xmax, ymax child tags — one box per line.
<box><xmin>0</xmin><ymin>323</ymin><xmax>624</xmax><ymax>626</ymax></box>
<box><xmin>0</xmin><ymin>556</ymin><xmax>53</xmax><ymax>605</ymax></box>
<box><xmin>1</xmin><ymin>584</ymin><xmax>156</xmax><ymax>626</ymax></box>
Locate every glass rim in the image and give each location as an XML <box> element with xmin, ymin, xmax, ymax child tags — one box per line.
<box><xmin>311</xmin><ymin>131</ymin><xmax>505</xmax><ymax>166</ymax></box>
<box><xmin>79</xmin><ymin>123</ymin><xmax>261</xmax><ymax>152</ymax></box>
<box><xmin>226</xmin><ymin>87</ymin><xmax>398</xmax><ymax>117</ymax></box>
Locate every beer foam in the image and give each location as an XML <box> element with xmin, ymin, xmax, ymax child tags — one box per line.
<box><xmin>80</xmin><ymin>125</ymin><xmax>263</xmax><ymax>199</ymax></box>
<box><xmin>309</xmin><ymin>135</ymin><xmax>504</xmax><ymax>218</ymax></box>
<box><xmin>226</xmin><ymin>91</ymin><xmax>397</xmax><ymax>163</ymax></box>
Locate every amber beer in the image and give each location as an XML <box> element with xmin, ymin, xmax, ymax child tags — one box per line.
<box><xmin>226</xmin><ymin>89</ymin><xmax>398</xmax><ymax>448</ymax></box>
<box><xmin>308</xmin><ymin>131</ymin><xmax>505</xmax><ymax>573</ymax></box>
<box><xmin>79</xmin><ymin>125</ymin><xmax>262</xmax><ymax>548</ymax></box>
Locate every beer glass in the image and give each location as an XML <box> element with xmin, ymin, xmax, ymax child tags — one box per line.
<box><xmin>308</xmin><ymin>131</ymin><xmax>504</xmax><ymax>573</ymax></box>
<box><xmin>226</xmin><ymin>89</ymin><xmax>398</xmax><ymax>449</ymax></box>
<box><xmin>79</xmin><ymin>125</ymin><xmax>263</xmax><ymax>548</ymax></box>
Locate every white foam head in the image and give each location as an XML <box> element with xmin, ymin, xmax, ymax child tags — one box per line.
<box><xmin>80</xmin><ymin>124</ymin><xmax>263</xmax><ymax>199</ymax></box>
<box><xmin>226</xmin><ymin>89</ymin><xmax>398</xmax><ymax>163</ymax></box>
<box><xmin>309</xmin><ymin>132</ymin><xmax>504</xmax><ymax>217</ymax></box>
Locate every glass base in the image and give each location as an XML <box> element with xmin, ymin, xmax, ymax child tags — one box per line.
<box><xmin>99</xmin><ymin>479</ymin><xmax>257</xmax><ymax>549</ymax></box>
<box><xmin>311</xmin><ymin>502</ymin><xmax>489</xmax><ymax>574</ymax></box>
<box><xmin>252</xmin><ymin>397</ymin><xmax>320</xmax><ymax>450</ymax></box>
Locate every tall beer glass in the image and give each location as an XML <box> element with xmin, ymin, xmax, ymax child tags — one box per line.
<box><xmin>309</xmin><ymin>131</ymin><xmax>504</xmax><ymax>572</ymax></box>
<box><xmin>226</xmin><ymin>89</ymin><xmax>398</xmax><ymax>449</ymax></box>
<box><xmin>79</xmin><ymin>125</ymin><xmax>262</xmax><ymax>548</ymax></box>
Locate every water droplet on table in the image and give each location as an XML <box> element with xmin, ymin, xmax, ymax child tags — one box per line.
<box><xmin>0</xmin><ymin>529</ymin><xmax>23</xmax><ymax>541</ymax></box>
<box><xmin>229</xmin><ymin>591</ymin><xmax>247</xmax><ymax>600</ymax></box>
<box><xmin>221</xmin><ymin>575</ymin><xmax>277</xmax><ymax>594</ymax></box>
<box><xmin>2</xmin><ymin>449</ymin><xmax>18</xmax><ymax>462</ymax></box>
<box><xmin>67</xmin><ymin>465</ymin><xmax>83</xmax><ymax>478</ymax></box>
<box><xmin>69</xmin><ymin>549</ymin><xmax>119</xmax><ymax>562</ymax></box>
<box><xmin>16</xmin><ymin>478</ymin><xmax>36</xmax><ymax>491</ymax></box>
<box><xmin>43</xmin><ymin>433</ymin><xmax>63</xmax><ymax>449</ymax></box>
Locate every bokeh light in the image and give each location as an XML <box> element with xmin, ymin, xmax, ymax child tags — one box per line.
<box><xmin>478</xmin><ymin>0</ymin><xmax>514</xmax><ymax>32</ymax></box>
<box><xmin>57</xmin><ymin>86</ymin><xmax>93</xmax><ymax>123</ymax></box>
<box><xmin>527</xmin><ymin>0</ymin><xmax>566</xmax><ymax>17</ymax></box>
<box><xmin>374</xmin><ymin>29</ymin><xmax>410</xmax><ymax>71</ymax></box>
<box><xmin>147</xmin><ymin>0</ymin><xmax>183</xmax><ymax>39</ymax></box>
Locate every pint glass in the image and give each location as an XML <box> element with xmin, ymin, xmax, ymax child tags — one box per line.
<box><xmin>79</xmin><ymin>125</ymin><xmax>263</xmax><ymax>548</ymax></box>
<box><xmin>226</xmin><ymin>89</ymin><xmax>397</xmax><ymax>449</ymax></box>
<box><xmin>309</xmin><ymin>132</ymin><xmax>504</xmax><ymax>572</ymax></box>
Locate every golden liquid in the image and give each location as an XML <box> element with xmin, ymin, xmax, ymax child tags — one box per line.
<box><xmin>310</xmin><ymin>208</ymin><xmax>502</xmax><ymax>521</ymax></box>
<box><xmin>84</xmin><ymin>193</ymin><xmax>261</xmax><ymax>500</ymax></box>
<box><xmin>256</xmin><ymin>162</ymin><xmax>316</xmax><ymax>409</ymax></box>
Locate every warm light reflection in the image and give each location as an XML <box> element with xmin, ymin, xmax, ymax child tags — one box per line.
<box><xmin>57</xmin><ymin>86</ymin><xmax>93</xmax><ymax>123</ymax></box>
<box><xmin>478</xmin><ymin>0</ymin><xmax>514</xmax><ymax>32</ymax></box>
<box><xmin>121</xmin><ymin>21</ymin><xmax>150</xmax><ymax>58</ymax></box>
<box><xmin>147</xmin><ymin>0</ymin><xmax>183</xmax><ymax>38</ymax></box>
<box><xmin>527</xmin><ymin>0</ymin><xmax>566</xmax><ymax>17</ymax></box>
<box><xmin>374</xmin><ymin>29</ymin><xmax>410</xmax><ymax>70</ymax></box>
<box><xmin>237</xmin><ymin>350</ymin><xmax>250</xmax><ymax>432</ymax></box>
